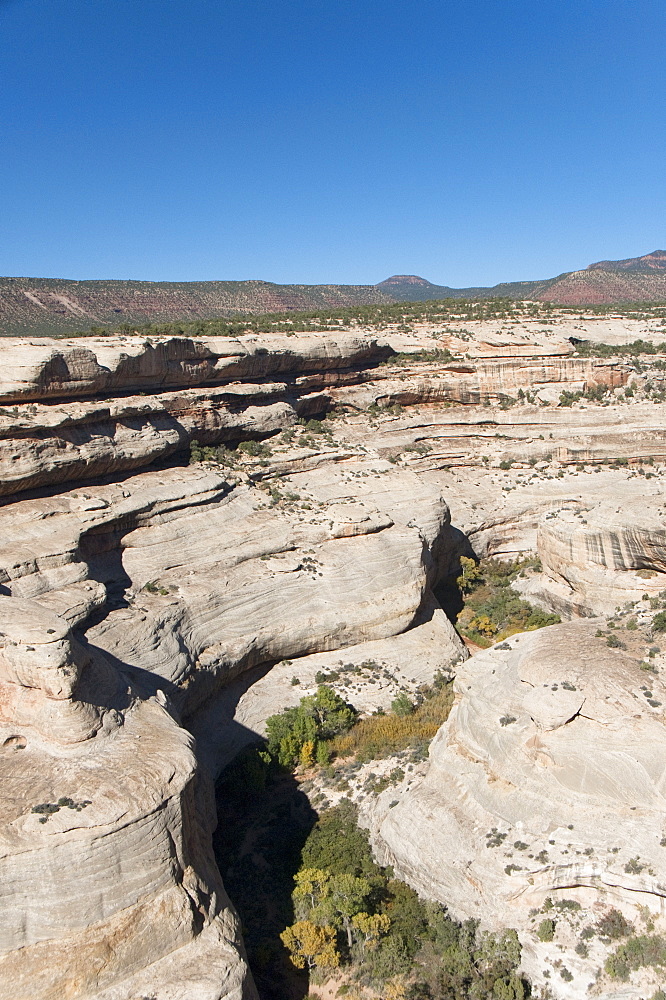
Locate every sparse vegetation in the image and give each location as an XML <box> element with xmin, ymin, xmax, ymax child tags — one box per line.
<box><xmin>32</xmin><ymin>797</ymin><xmax>92</xmax><ymax>823</ymax></box>
<box><xmin>439</xmin><ymin>556</ymin><xmax>560</xmax><ymax>647</ymax></box>
<box><xmin>605</xmin><ymin>933</ymin><xmax>666</xmax><ymax>980</ymax></box>
<box><xmin>330</xmin><ymin>675</ymin><xmax>453</xmax><ymax>763</ymax></box>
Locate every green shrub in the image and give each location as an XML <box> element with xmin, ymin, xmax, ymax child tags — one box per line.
<box><xmin>537</xmin><ymin>918</ymin><xmax>555</xmax><ymax>942</ymax></box>
<box><xmin>653</xmin><ymin>611</ymin><xmax>666</xmax><ymax>632</ymax></box>
<box><xmin>391</xmin><ymin>693</ymin><xmax>415</xmax><ymax>717</ymax></box>
<box><xmin>237</xmin><ymin>439</ymin><xmax>270</xmax><ymax>457</ymax></box>
<box><xmin>559</xmin><ymin>390</ymin><xmax>581</xmax><ymax>407</ymax></box>
<box><xmin>265</xmin><ymin>686</ymin><xmax>356</xmax><ymax>768</ymax></box>
<box><xmin>606</xmin><ymin>934</ymin><xmax>666</xmax><ymax>980</ymax></box>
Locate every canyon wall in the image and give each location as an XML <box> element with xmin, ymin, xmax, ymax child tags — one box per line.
<box><xmin>2</xmin><ymin>317</ymin><xmax>666</xmax><ymax>998</ymax></box>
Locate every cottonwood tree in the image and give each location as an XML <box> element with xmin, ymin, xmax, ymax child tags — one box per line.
<box><xmin>280</xmin><ymin>920</ymin><xmax>339</xmax><ymax>971</ymax></box>
<box><xmin>351</xmin><ymin>910</ymin><xmax>391</xmax><ymax>951</ymax></box>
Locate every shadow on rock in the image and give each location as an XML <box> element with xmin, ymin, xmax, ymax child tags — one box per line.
<box><xmin>214</xmin><ymin>755</ymin><xmax>318</xmax><ymax>1000</ymax></box>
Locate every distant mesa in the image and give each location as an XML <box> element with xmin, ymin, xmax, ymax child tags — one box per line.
<box><xmin>3</xmin><ymin>250</ymin><xmax>666</xmax><ymax>337</ymax></box>
<box><xmin>376</xmin><ymin>274</ymin><xmax>435</xmax><ymax>288</ymax></box>
<box><xmin>586</xmin><ymin>249</ymin><xmax>666</xmax><ymax>272</ymax></box>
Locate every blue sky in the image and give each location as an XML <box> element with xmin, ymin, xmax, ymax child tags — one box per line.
<box><xmin>1</xmin><ymin>0</ymin><xmax>664</xmax><ymax>285</ymax></box>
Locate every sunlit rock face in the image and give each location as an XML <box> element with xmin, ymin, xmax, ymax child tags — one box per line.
<box><xmin>532</xmin><ymin>497</ymin><xmax>666</xmax><ymax>616</ymax></box>
<box><xmin>0</xmin><ymin>453</ymin><xmax>463</xmax><ymax>999</ymax></box>
<box><xmin>0</xmin><ymin>598</ymin><xmax>255</xmax><ymax>1000</ymax></box>
<box><xmin>2</xmin><ymin>316</ymin><xmax>666</xmax><ymax>999</ymax></box>
<box><xmin>365</xmin><ymin>623</ymin><xmax>666</xmax><ymax>998</ymax></box>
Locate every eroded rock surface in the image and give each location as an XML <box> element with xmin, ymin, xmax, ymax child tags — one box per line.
<box><xmin>365</xmin><ymin>625</ymin><xmax>666</xmax><ymax>998</ymax></box>
<box><xmin>0</xmin><ymin>457</ymin><xmax>463</xmax><ymax>997</ymax></box>
<box><xmin>3</xmin><ymin>313</ymin><xmax>666</xmax><ymax>998</ymax></box>
<box><xmin>0</xmin><ymin>600</ymin><xmax>254</xmax><ymax>1000</ymax></box>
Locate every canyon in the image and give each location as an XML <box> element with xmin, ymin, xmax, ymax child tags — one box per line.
<box><xmin>2</xmin><ymin>305</ymin><xmax>666</xmax><ymax>1000</ymax></box>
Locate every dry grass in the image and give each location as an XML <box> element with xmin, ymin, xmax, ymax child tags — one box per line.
<box><xmin>330</xmin><ymin>685</ymin><xmax>453</xmax><ymax>762</ymax></box>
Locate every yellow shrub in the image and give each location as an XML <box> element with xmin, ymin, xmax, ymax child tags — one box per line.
<box><xmin>330</xmin><ymin>687</ymin><xmax>453</xmax><ymax>761</ymax></box>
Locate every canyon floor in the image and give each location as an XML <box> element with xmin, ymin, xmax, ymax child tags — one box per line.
<box><xmin>2</xmin><ymin>303</ymin><xmax>666</xmax><ymax>1000</ymax></box>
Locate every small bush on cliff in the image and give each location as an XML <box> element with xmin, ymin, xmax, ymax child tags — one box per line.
<box><xmin>537</xmin><ymin>918</ymin><xmax>556</xmax><ymax>942</ymax></box>
<box><xmin>605</xmin><ymin>933</ymin><xmax>666</xmax><ymax>980</ymax></box>
<box><xmin>190</xmin><ymin>439</ymin><xmax>236</xmax><ymax>465</ymax></box>
<box><xmin>652</xmin><ymin>611</ymin><xmax>666</xmax><ymax>632</ymax></box>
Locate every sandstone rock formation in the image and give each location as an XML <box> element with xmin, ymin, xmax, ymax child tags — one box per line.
<box><xmin>365</xmin><ymin>624</ymin><xmax>666</xmax><ymax>998</ymax></box>
<box><xmin>2</xmin><ymin>312</ymin><xmax>666</xmax><ymax>999</ymax></box>
<box><xmin>0</xmin><ymin>598</ymin><xmax>255</xmax><ymax>1000</ymax></box>
<box><xmin>0</xmin><ymin>456</ymin><xmax>463</xmax><ymax>997</ymax></box>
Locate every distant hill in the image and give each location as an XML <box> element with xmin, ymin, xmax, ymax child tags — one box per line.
<box><xmin>587</xmin><ymin>250</ymin><xmax>666</xmax><ymax>272</ymax></box>
<box><xmin>0</xmin><ymin>277</ymin><xmax>392</xmax><ymax>337</ymax></box>
<box><xmin>376</xmin><ymin>252</ymin><xmax>666</xmax><ymax>307</ymax></box>
<box><xmin>375</xmin><ymin>273</ymin><xmax>559</xmax><ymax>302</ymax></box>
<box><xmin>2</xmin><ymin>251</ymin><xmax>665</xmax><ymax>336</ymax></box>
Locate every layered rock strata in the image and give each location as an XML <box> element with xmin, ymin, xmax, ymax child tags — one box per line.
<box><xmin>0</xmin><ymin>451</ymin><xmax>464</xmax><ymax>997</ymax></box>
<box><xmin>3</xmin><ymin>320</ymin><xmax>666</xmax><ymax>998</ymax></box>
<box><xmin>0</xmin><ymin>599</ymin><xmax>254</xmax><ymax>1000</ymax></box>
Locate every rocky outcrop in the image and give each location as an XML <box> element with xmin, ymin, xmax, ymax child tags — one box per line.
<box><xmin>528</xmin><ymin>496</ymin><xmax>666</xmax><ymax>616</ymax></box>
<box><xmin>365</xmin><ymin>624</ymin><xmax>666</xmax><ymax>998</ymax></box>
<box><xmin>0</xmin><ymin>334</ymin><xmax>391</xmax><ymax>403</ymax></box>
<box><xmin>0</xmin><ymin>446</ymin><xmax>464</xmax><ymax>997</ymax></box>
<box><xmin>0</xmin><ymin>326</ymin><xmax>645</xmax><ymax>499</ymax></box>
<box><xmin>0</xmin><ymin>598</ymin><xmax>254</xmax><ymax>1000</ymax></box>
<box><xmin>337</xmin><ymin>351</ymin><xmax>628</xmax><ymax>408</ymax></box>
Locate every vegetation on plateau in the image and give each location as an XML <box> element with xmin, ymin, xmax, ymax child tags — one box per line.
<box><xmin>63</xmin><ymin>296</ymin><xmax>558</xmax><ymax>339</ymax></box>
<box><xmin>573</xmin><ymin>338</ymin><xmax>666</xmax><ymax>358</ymax></box>
<box><xmin>60</xmin><ymin>295</ymin><xmax>666</xmax><ymax>342</ymax></box>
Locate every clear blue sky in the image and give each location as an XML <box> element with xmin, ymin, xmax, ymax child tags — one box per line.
<box><xmin>1</xmin><ymin>0</ymin><xmax>664</xmax><ymax>286</ymax></box>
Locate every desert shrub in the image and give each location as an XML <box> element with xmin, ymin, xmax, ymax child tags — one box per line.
<box><xmin>189</xmin><ymin>439</ymin><xmax>236</xmax><ymax>465</ymax></box>
<box><xmin>559</xmin><ymin>390</ymin><xmax>581</xmax><ymax>407</ymax></box>
<box><xmin>605</xmin><ymin>934</ymin><xmax>666</xmax><ymax>980</ymax></box>
<box><xmin>330</xmin><ymin>684</ymin><xmax>453</xmax><ymax>763</ymax></box>
<box><xmin>653</xmin><ymin>611</ymin><xmax>666</xmax><ymax>632</ymax></box>
<box><xmin>237</xmin><ymin>439</ymin><xmax>270</xmax><ymax>457</ymax></box>
<box><xmin>596</xmin><ymin>909</ymin><xmax>634</xmax><ymax>941</ymax></box>
<box><xmin>436</xmin><ymin>927</ymin><xmax>526</xmax><ymax>999</ymax></box>
<box><xmin>441</xmin><ymin>557</ymin><xmax>560</xmax><ymax>647</ymax></box>
<box><xmin>391</xmin><ymin>693</ymin><xmax>415</xmax><ymax>717</ymax></box>
<box><xmin>584</xmin><ymin>382</ymin><xmax>609</xmax><ymax>401</ymax></box>
<box><xmin>537</xmin><ymin>918</ymin><xmax>555</xmax><ymax>942</ymax></box>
